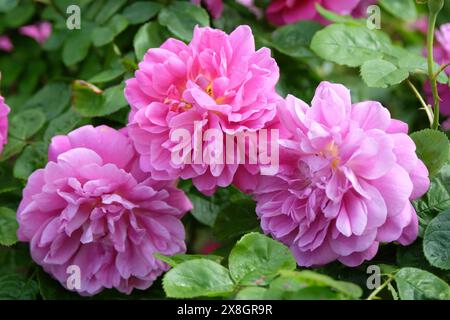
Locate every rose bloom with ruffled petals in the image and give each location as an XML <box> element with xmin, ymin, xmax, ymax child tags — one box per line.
<box><xmin>0</xmin><ymin>95</ymin><xmax>10</xmax><ymax>155</ymax></box>
<box><xmin>125</xmin><ymin>25</ymin><xmax>280</xmax><ymax>195</ymax></box>
<box><xmin>17</xmin><ymin>125</ymin><xmax>192</xmax><ymax>295</ymax></box>
<box><xmin>253</xmin><ymin>82</ymin><xmax>430</xmax><ymax>267</ymax></box>
<box><xmin>424</xmin><ymin>23</ymin><xmax>450</xmax><ymax>130</ymax></box>
<box><xmin>266</xmin><ymin>0</ymin><xmax>374</xmax><ymax>26</ymax></box>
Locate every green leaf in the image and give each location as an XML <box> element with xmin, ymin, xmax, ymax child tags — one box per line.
<box><xmin>0</xmin><ymin>274</ymin><xmax>39</xmax><ymax>300</ymax></box>
<box><xmin>162</xmin><ymin>259</ymin><xmax>235</xmax><ymax>298</ymax></box>
<box><xmin>0</xmin><ymin>0</ymin><xmax>18</xmax><ymax>12</ymax></box>
<box><xmin>63</xmin><ymin>27</ymin><xmax>93</xmax><ymax>66</ymax></box>
<box><xmin>395</xmin><ymin>267</ymin><xmax>450</xmax><ymax>300</ymax></box>
<box><xmin>44</xmin><ymin>109</ymin><xmax>84</xmax><ymax>142</ymax></box>
<box><xmin>88</xmin><ymin>69</ymin><xmax>125</xmax><ymax>84</ymax></box>
<box><xmin>271</xmin><ymin>21</ymin><xmax>322</xmax><ymax>58</ymax></box>
<box><xmin>413</xmin><ymin>161</ymin><xmax>450</xmax><ymax>234</ymax></box>
<box><xmin>92</xmin><ymin>15</ymin><xmax>128</xmax><ymax>47</ymax></box>
<box><xmin>236</xmin><ymin>287</ymin><xmax>267</xmax><ymax>300</ymax></box>
<box><xmin>189</xmin><ymin>194</ymin><xmax>221</xmax><ymax>227</ymax></box>
<box><xmin>213</xmin><ymin>200</ymin><xmax>260</xmax><ymax>241</ymax></box>
<box><xmin>0</xmin><ymin>207</ymin><xmax>18</xmax><ymax>246</ymax></box>
<box><xmin>158</xmin><ymin>2</ymin><xmax>209</xmax><ymax>42</ymax></box>
<box><xmin>0</xmin><ymin>137</ymin><xmax>26</xmax><ymax>161</ymax></box>
<box><xmin>154</xmin><ymin>253</ymin><xmax>223</xmax><ymax>267</ymax></box>
<box><xmin>410</xmin><ymin>129</ymin><xmax>449</xmax><ymax>176</ymax></box>
<box><xmin>9</xmin><ymin>109</ymin><xmax>46</xmax><ymax>140</ymax></box>
<box><xmin>94</xmin><ymin>0</ymin><xmax>126</xmax><ymax>25</ymax></box>
<box><xmin>13</xmin><ymin>142</ymin><xmax>47</xmax><ymax>180</ymax></box>
<box><xmin>22</xmin><ymin>82</ymin><xmax>71</xmax><ymax>120</ymax></box>
<box><xmin>228</xmin><ymin>233</ymin><xmax>296</xmax><ymax>286</ymax></box>
<box><xmin>310</xmin><ymin>24</ymin><xmax>391</xmax><ymax>67</ymax></box>
<box><xmin>72</xmin><ymin>82</ymin><xmax>128</xmax><ymax>117</ymax></box>
<box><xmin>3</xmin><ymin>0</ymin><xmax>34</xmax><ymax>28</ymax></box>
<box><xmin>278</xmin><ymin>270</ymin><xmax>363</xmax><ymax>299</ymax></box>
<box><xmin>423</xmin><ymin>209</ymin><xmax>450</xmax><ymax>270</ymax></box>
<box><xmin>133</xmin><ymin>21</ymin><xmax>169</xmax><ymax>60</ymax></box>
<box><xmin>379</xmin><ymin>0</ymin><xmax>417</xmax><ymax>21</ymax></box>
<box><xmin>122</xmin><ymin>1</ymin><xmax>162</xmax><ymax>24</ymax></box>
<box><xmin>360</xmin><ymin>59</ymin><xmax>409</xmax><ymax>88</ymax></box>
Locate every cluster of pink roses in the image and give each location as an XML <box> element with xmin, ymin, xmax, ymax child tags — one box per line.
<box><xmin>194</xmin><ymin>0</ymin><xmax>376</xmax><ymax>25</ymax></box>
<box><xmin>0</xmin><ymin>22</ymin><xmax>51</xmax><ymax>53</ymax></box>
<box><xmin>5</xmin><ymin>23</ymin><xmax>430</xmax><ymax>296</ymax></box>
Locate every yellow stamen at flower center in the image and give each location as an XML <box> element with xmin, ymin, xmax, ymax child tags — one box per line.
<box><xmin>206</xmin><ymin>82</ymin><xmax>226</xmax><ymax>104</ymax></box>
<box><xmin>320</xmin><ymin>141</ymin><xmax>340</xmax><ymax>169</ymax></box>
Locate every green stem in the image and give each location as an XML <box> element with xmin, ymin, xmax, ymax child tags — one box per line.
<box><xmin>366</xmin><ymin>275</ymin><xmax>394</xmax><ymax>300</ymax></box>
<box><xmin>407</xmin><ymin>79</ymin><xmax>434</xmax><ymax>125</ymax></box>
<box><xmin>427</xmin><ymin>8</ymin><xmax>442</xmax><ymax>129</ymax></box>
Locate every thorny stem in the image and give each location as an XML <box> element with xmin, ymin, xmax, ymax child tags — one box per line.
<box><xmin>427</xmin><ymin>1</ymin><xmax>444</xmax><ymax>130</ymax></box>
<box><xmin>407</xmin><ymin>79</ymin><xmax>434</xmax><ymax>125</ymax></box>
<box><xmin>366</xmin><ymin>275</ymin><xmax>394</xmax><ymax>300</ymax></box>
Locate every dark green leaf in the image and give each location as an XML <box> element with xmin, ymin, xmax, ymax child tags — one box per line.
<box><xmin>122</xmin><ymin>1</ymin><xmax>162</xmax><ymax>24</ymax></box>
<box><xmin>423</xmin><ymin>209</ymin><xmax>450</xmax><ymax>270</ymax></box>
<box><xmin>9</xmin><ymin>109</ymin><xmax>46</xmax><ymax>140</ymax></box>
<box><xmin>133</xmin><ymin>21</ymin><xmax>169</xmax><ymax>60</ymax></box>
<box><xmin>0</xmin><ymin>274</ymin><xmax>38</xmax><ymax>300</ymax></box>
<box><xmin>410</xmin><ymin>129</ymin><xmax>449</xmax><ymax>176</ymax></box>
<box><xmin>0</xmin><ymin>207</ymin><xmax>18</xmax><ymax>246</ymax></box>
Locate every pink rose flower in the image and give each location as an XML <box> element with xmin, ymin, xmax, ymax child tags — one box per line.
<box><xmin>19</xmin><ymin>21</ymin><xmax>52</xmax><ymax>44</ymax></box>
<box><xmin>424</xmin><ymin>23</ymin><xmax>450</xmax><ymax>129</ymax></box>
<box><xmin>191</xmin><ymin>0</ymin><xmax>223</xmax><ymax>18</ymax></box>
<box><xmin>266</xmin><ymin>0</ymin><xmax>371</xmax><ymax>26</ymax></box>
<box><xmin>17</xmin><ymin>125</ymin><xmax>192</xmax><ymax>295</ymax></box>
<box><xmin>125</xmin><ymin>26</ymin><xmax>280</xmax><ymax>195</ymax></box>
<box><xmin>0</xmin><ymin>35</ymin><xmax>13</xmax><ymax>52</ymax></box>
<box><xmin>254</xmin><ymin>82</ymin><xmax>430</xmax><ymax>267</ymax></box>
<box><xmin>0</xmin><ymin>96</ymin><xmax>10</xmax><ymax>155</ymax></box>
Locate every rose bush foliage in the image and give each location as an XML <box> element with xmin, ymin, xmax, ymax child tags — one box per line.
<box><xmin>0</xmin><ymin>0</ymin><xmax>449</xmax><ymax>300</ymax></box>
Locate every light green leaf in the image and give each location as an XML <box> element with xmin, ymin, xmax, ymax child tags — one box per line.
<box><xmin>154</xmin><ymin>253</ymin><xmax>223</xmax><ymax>267</ymax></box>
<box><xmin>0</xmin><ymin>137</ymin><xmax>26</xmax><ymax>161</ymax></box>
<box><xmin>360</xmin><ymin>59</ymin><xmax>409</xmax><ymax>88</ymax></box>
<box><xmin>315</xmin><ymin>3</ymin><xmax>365</xmax><ymax>26</ymax></box>
<box><xmin>379</xmin><ymin>0</ymin><xmax>417</xmax><ymax>21</ymax></box>
<box><xmin>94</xmin><ymin>0</ymin><xmax>126</xmax><ymax>25</ymax></box>
<box><xmin>92</xmin><ymin>15</ymin><xmax>128</xmax><ymax>47</ymax></box>
<box><xmin>0</xmin><ymin>0</ymin><xmax>18</xmax><ymax>12</ymax></box>
<box><xmin>395</xmin><ymin>267</ymin><xmax>450</xmax><ymax>300</ymax></box>
<box><xmin>310</xmin><ymin>24</ymin><xmax>391</xmax><ymax>67</ymax></box>
<box><xmin>123</xmin><ymin>1</ymin><xmax>162</xmax><ymax>24</ymax></box>
<box><xmin>279</xmin><ymin>270</ymin><xmax>363</xmax><ymax>299</ymax></box>
<box><xmin>9</xmin><ymin>109</ymin><xmax>46</xmax><ymax>140</ymax></box>
<box><xmin>423</xmin><ymin>209</ymin><xmax>450</xmax><ymax>270</ymax></box>
<box><xmin>410</xmin><ymin>129</ymin><xmax>449</xmax><ymax>176</ymax></box>
<box><xmin>0</xmin><ymin>207</ymin><xmax>18</xmax><ymax>246</ymax></box>
<box><xmin>158</xmin><ymin>2</ymin><xmax>209</xmax><ymax>42</ymax></box>
<box><xmin>162</xmin><ymin>259</ymin><xmax>235</xmax><ymax>298</ymax></box>
<box><xmin>271</xmin><ymin>21</ymin><xmax>322</xmax><ymax>58</ymax></box>
<box><xmin>228</xmin><ymin>233</ymin><xmax>296</xmax><ymax>286</ymax></box>
<box><xmin>236</xmin><ymin>287</ymin><xmax>267</xmax><ymax>300</ymax></box>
